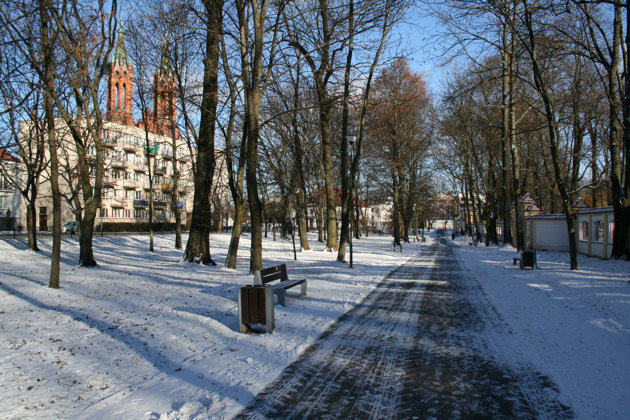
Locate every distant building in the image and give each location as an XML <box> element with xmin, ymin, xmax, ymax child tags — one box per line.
<box><xmin>0</xmin><ymin>149</ymin><xmax>23</xmax><ymax>230</ymax></box>
<box><xmin>306</xmin><ymin>188</ymin><xmax>375</xmax><ymax>232</ymax></box>
<box><xmin>20</xmin><ymin>25</ymin><xmax>227</xmax><ymax>232</ymax></box>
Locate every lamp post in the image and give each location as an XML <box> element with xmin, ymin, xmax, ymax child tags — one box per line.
<box><xmin>347</xmin><ymin>134</ymin><xmax>356</xmax><ymax>268</ymax></box>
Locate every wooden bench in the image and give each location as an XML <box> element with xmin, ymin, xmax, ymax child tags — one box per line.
<box><xmin>253</xmin><ymin>264</ymin><xmax>307</xmax><ymax>306</ymax></box>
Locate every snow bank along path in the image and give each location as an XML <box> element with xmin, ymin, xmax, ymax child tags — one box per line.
<box><xmin>0</xmin><ymin>230</ymin><xmax>628</xmax><ymax>418</ymax></box>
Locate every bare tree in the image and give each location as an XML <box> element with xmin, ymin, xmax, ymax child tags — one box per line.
<box><xmin>183</xmin><ymin>0</ymin><xmax>224</xmax><ymax>265</ymax></box>
<box><xmin>46</xmin><ymin>0</ymin><xmax>117</xmax><ymax>267</ymax></box>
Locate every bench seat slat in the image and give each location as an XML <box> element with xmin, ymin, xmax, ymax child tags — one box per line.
<box><xmin>253</xmin><ymin>263</ymin><xmax>307</xmax><ymax>306</ymax></box>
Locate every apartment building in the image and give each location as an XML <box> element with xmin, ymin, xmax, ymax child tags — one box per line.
<box><xmin>0</xmin><ymin>149</ymin><xmax>23</xmax><ymax>230</ymax></box>
<box><xmin>24</xmin><ymin>25</ymin><xmax>229</xmax><ymax>232</ymax></box>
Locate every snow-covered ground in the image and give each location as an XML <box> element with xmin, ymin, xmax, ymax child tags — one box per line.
<box><xmin>0</xmin><ymin>230</ymin><xmax>628</xmax><ymax>419</ymax></box>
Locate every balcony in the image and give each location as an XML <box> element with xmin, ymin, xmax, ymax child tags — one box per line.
<box><xmin>143</xmin><ymin>146</ymin><xmax>158</xmax><ymax>155</ymax></box>
<box><xmin>133</xmin><ymin>199</ymin><xmax>149</xmax><ymax>208</ymax></box>
<box><xmin>143</xmin><ymin>183</ymin><xmax>153</xmax><ymax>191</ymax></box>
<box><xmin>123</xmin><ymin>141</ymin><xmax>136</xmax><ymax>152</ymax></box>
<box><xmin>110</xmin><ymin>197</ymin><xmax>125</xmax><ymax>207</ymax></box>
<box><xmin>133</xmin><ymin>163</ymin><xmax>146</xmax><ymax>172</ymax></box>
<box><xmin>161</xmin><ymin>182</ymin><xmax>174</xmax><ymax>192</ymax></box>
<box><xmin>154</xmin><ymin>166</ymin><xmax>167</xmax><ymax>175</ymax></box>
<box><xmin>103</xmin><ymin>137</ymin><xmax>117</xmax><ymax>148</ymax></box>
<box><xmin>154</xmin><ymin>201</ymin><xmax>168</xmax><ymax>210</ymax></box>
<box><xmin>111</xmin><ymin>160</ymin><xmax>126</xmax><ymax>169</ymax></box>
<box><xmin>123</xmin><ymin>180</ymin><xmax>138</xmax><ymax>189</ymax></box>
<box><xmin>162</xmin><ymin>150</ymin><xmax>174</xmax><ymax>160</ymax></box>
<box><xmin>102</xmin><ymin>177</ymin><xmax>115</xmax><ymax>187</ymax></box>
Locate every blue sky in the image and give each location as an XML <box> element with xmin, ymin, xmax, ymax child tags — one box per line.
<box><xmin>396</xmin><ymin>5</ymin><xmax>449</xmax><ymax>97</ymax></box>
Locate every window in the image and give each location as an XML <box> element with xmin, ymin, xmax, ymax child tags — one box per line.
<box><xmin>593</xmin><ymin>221</ymin><xmax>605</xmax><ymax>242</ymax></box>
<box><xmin>113</xmin><ymin>208</ymin><xmax>129</xmax><ymax>218</ymax></box>
<box><xmin>99</xmin><ymin>208</ymin><xmax>108</xmax><ymax>218</ymax></box>
<box><xmin>579</xmin><ymin>221</ymin><xmax>589</xmax><ymax>241</ymax></box>
<box><xmin>608</xmin><ymin>221</ymin><xmax>614</xmax><ymax>244</ymax></box>
<box><xmin>134</xmin><ymin>209</ymin><xmax>148</xmax><ymax>218</ymax></box>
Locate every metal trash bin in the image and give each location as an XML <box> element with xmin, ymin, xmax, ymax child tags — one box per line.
<box><xmin>520</xmin><ymin>250</ymin><xmax>537</xmax><ymax>270</ymax></box>
<box><xmin>238</xmin><ymin>285</ymin><xmax>274</xmax><ymax>333</ymax></box>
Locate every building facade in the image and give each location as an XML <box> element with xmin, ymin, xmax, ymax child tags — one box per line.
<box><xmin>22</xmin><ymin>26</ymin><xmax>228</xmax><ymax>232</ymax></box>
<box><xmin>0</xmin><ymin>149</ymin><xmax>23</xmax><ymax>230</ymax></box>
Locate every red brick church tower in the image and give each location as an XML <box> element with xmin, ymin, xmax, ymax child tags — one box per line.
<box><xmin>107</xmin><ymin>24</ymin><xmax>134</xmax><ymax>125</ymax></box>
<box><xmin>148</xmin><ymin>41</ymin><xmax>177</xmax><ymax>137</ymax></box>
<box><xmin>106</xmin><ymin>26</ymin><xmax>178</xmax><ymax>137</ymax></box>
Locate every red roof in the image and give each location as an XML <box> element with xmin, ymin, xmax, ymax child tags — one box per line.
<box><xmin>308</xmin><ymin>188</ymin><xmax>369</xmax><ymax>208</ymax></box>
<box><xmin>0</xmin><ymin>148</ymin><xmax>21</xmax><ymax>163</ymax></box>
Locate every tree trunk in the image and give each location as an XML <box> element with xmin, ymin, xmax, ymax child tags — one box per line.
<box><xmin>337</xmin><ymin>0</ymin><xmax>354</xmax><ymax>262</ymax></box>
<box><xmin>226</xmin><ymin>196</ymin><xmax>244</xmax><ymax>269</ymax></box>
<box><xmin>40</xmin><ymin>0</ymin><xmax>60</xmax><ymax>288</ymax></box>
<box><xmin>246</xmin><ymin>94</ymin><xmax>264</xmax><ymax>272</ymax></box>
<box><xmin>611</xmin><ymin>0</ymin><xmax>630</xmax><ymax>258</ymax></box>
<box><xmin>171</xmin><ymin>135</ymin><xmax>182</xmax><ymax>250</ymax></box>
<box><xmin>508</xmin><ymin>32</ymin><xmax>525</xmax><ymax>251</ymax></box>
<box><xmin>392</xmin><ymin>166</ymin><xmax>401</xmax><ymax>246</ymax></box>
<box><xmin>501</xmin><ymin>20</ymin><xmax>513</xmax><ymax>247</ymax></box>
<box><xmin>26</xmin><ymin>195</ymin><xmax>39</xmax><ymax>251</ymax></box>
<box><xmin>183</xmin><ymin>0</ymin><xmax>223</xmax><ymax>265</ymax></box>
<box><xmin>523</xmin><ymin>1</ymin><xmax>578</xmax><ymax>269</ymax></box>
<box><xmin>320</xmin><ymin>104</ymin><xmax>338</xmax><ymax>251</ymax></box>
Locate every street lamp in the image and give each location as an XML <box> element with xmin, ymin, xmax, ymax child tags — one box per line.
<box><xmin>347</xmin><ymin>134</ymin><xmax>356</xmax><ymax>268</ymax></box>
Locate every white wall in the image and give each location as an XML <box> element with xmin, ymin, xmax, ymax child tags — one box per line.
<box><xmin>529</xmin><ymin>219</ymin><xmax>569</xmax><ymax>251</ymax></box>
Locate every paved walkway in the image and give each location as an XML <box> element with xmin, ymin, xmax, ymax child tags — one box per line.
<box><xmin>237</xmin><ymin>234</ymin><xmax>572</xmax><ymax>418</ymax></box>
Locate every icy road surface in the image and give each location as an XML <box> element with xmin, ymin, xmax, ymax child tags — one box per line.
<box><xmin>238</xmin><ymin>233</ymin><xmax>572</xmax><ymax>418</ymax></box>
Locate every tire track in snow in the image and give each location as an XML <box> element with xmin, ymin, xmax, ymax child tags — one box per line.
<box><xmin>237</xmin><ymin>235</ymin><xmax>572</xmax><ymax>419</ymax></box>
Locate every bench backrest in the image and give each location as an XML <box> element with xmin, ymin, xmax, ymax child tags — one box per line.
<box><xmin>254</xmin><ymin>264</ymin><xmax>288</xmax><ymax>286</ymax></box>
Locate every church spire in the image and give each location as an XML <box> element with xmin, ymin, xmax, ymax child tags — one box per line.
<box><xmin>158</xmin><ymin>32</ymin><xmax>171</xmax><ymax>74</ymax></box>
<box><xmin>112</xmin><ymin>20</ymin><xmax>129</xmax><ymax>66</ymax></box>
<box><xmin>106</xmin><ymin>17</ymin><xmax>134</xmax><ymax>125</ymax></box>
<box><xmin>151</xmin><ymin>32</ymin><xmax>177</xmax><ymax>136</ymax></box>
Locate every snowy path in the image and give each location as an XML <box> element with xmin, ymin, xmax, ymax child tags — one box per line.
<box><xmin>237</xmin><ymin>233</ymin><xmax>573</xmax><ymax>418</ymax></box>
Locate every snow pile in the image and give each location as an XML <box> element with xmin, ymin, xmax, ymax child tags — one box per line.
<box><xmin>1</xmin><ymin>231</ymin><xmax>629</xmax><ymax>419</ymax></box>
<box><xmin>453</xmin><ymin>236</ymin><xmax>630</xmax><ymax>419</ymax></box>
<box><xmin>0</xmin><ymin>232</ymin><xmax>409</xmax><ymax>419</ymax></box>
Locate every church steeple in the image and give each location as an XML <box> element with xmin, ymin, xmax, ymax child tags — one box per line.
<box><xmin>152</xmin><ymin>35</ymin><xmax>177</xmax><ymax>136</ymax></box>
<box><xmin>107</xmin><ymin>20</ymin><xmax>134</xmax><ymax>125</ymax></box>
<box><xmin>112</xmin><ymin>23</ymin><xmax>129</xmax><ymax>66</ymax></box>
